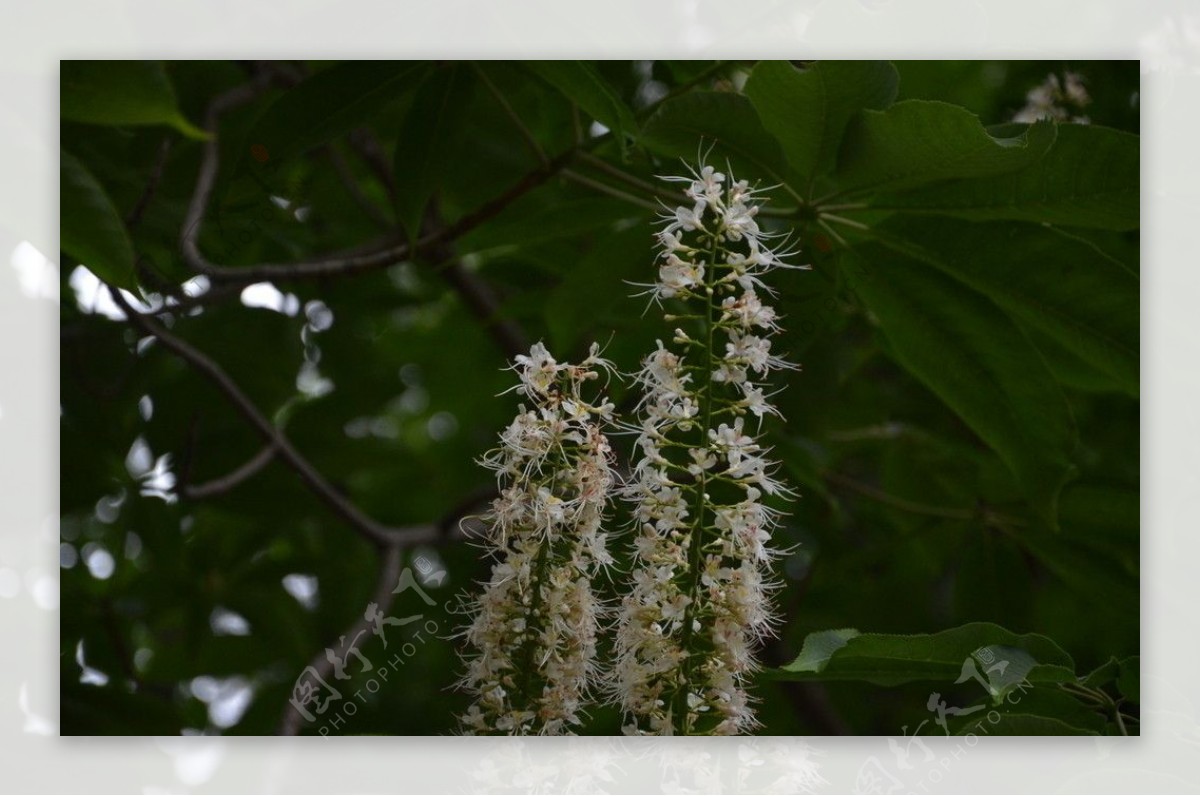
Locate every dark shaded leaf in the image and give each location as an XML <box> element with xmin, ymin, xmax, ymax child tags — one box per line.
<box><xmin>843</xmin><ymin>242</ymin><xmax>1078</xmax><ymax>521</ymax></box>
<box><xmin>523</xmin><ymin>61</ymin><xmax>636</xmax><ymax>149</ymax></box>
<box><xmin>745</xmin><ymin>60</ymin><xmax>898</xmax><ymax>191</ymax></box>
<box><xmin>61</xmin><ymin>150</ymin><xmax>138</xmax><ymax>291</ymax></box>
<box><xmin>393</xmin><ymin>64</ymin><xmax>475</xmax><ymax>239</ymax></box>
<box><xmin>61</xmin><ymin>60</ymin><xmax>205</xmax><ymax>138</ymax></box>
<box><xmin>834</xmin><ymin>100</ymin><xmax>1056</xmax><ymax>196</ymax></box>
<box><xmin>242</xmin><ymin>60</ymin><xmax>428</xmax><ymax>172</ymax></box>
<box><xmin>640</xmin><ymin>91</ymin><xmax>793</xmax><ymax>190</ymax></box>
<box><xmin>876</xmin><ymin>218</ymin><xmax>1139</xmax><ymax>396</ymax></box>
<box><xmin>1118</xmin><ymin>656</ymin><xmax>1140</xmax><ymax>703</ymax></box>
<box><xmin>875</xmin><ymin>124</ymin><xmax>1139</xmax><ymax>229</ymax></box>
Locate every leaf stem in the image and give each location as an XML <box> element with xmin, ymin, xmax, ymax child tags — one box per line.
<box><xmin>561</xmin><ymin>169</ymin><xmax>660</xmax><ymax>212</ymax></box>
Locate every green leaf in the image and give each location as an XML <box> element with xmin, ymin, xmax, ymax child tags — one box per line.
<box><xmin>745</xmin><ymin>60</ymin><xmax>898</xmax><ymax>191</ymax></box>
<box><xmin>61</xmin><ymin>60</ymin><xmax>206</xmax><ymax>139</ymax></box>
<box><xmin>874</xmin><ymin>125</ymin><xmax>1139</xmax><ymax>230</ymax></box>
<box><xmin>1020</xmin><ymin>322</ymin><xmax>1131</xmax><ymax>394</ymax></box>
<box><xmin>774</xmin><ymin>622</ymin><xmax>1076</xmax><ymax>691</ymax></box>
<box><xmin>457</xmin><ymin>196</ymin><xmax>641</xmax><ymax>256</ymax></box>
<box><xmin>640</xmin><ymin>91</ymin><xmax>793</xmax><ymax>190</ymax></box>
<box><xmin>393</xmin><ymin>65</ymin><xmax>476</xmax><ymax>239</ymax></box>
<box><xmin>62</xmin><ymin>680</ymin><xmax>184</xmax><ymax>735</ymax></box>
<box><xmin>546</xmin><ymin>223</ymin><xmax>653</xmax><ymax>351</ymax></box>
<box><xmin>242</xmin><ymin>60</ymin><xmax>429</xmax><ymax>172</ymax></box>
<box><xmin>1117</xmin><ymin>656</ymin><xmax>1140</xmax><ymax>703</ymax></box>
<box><xmin>876</xmin><ymin>218</ymin><xmax>1139</xmax><ymax>396</ymax></box>
<box><xmin>834</xmin><ymin>100</ymin><xmax>1057</xmax><ymax>196</ymax></box>
<box><xmin>1016</xmin><ymin>527</ymin><xmax>1139</xmax><ymax>611</ymax></box>
<box><xmin>523</xmin><ymin>61</ymin><xmax>636</xmax><ymax>150</ymax></box>
<box><xmin>786</xmin><ymin>628</ymin><xmax>860</xmax><ymax>673</ymax></box>
<box><xmin>952</xmin><ymin>712</ymin><xmax>1100</xmax><ymax>736</ymax></box>
<box><xmin>1081</xmin><ymin>657</ymin><xmax>1122</xmax><ymax>688</ymax></box>
<box><xmin>60</xmin><ymin>150</ymin><xmax>138</xmax><ymax>291</ymax></box>
<box><xmin>843</xmin><ymin>242</ymin><xmax>1078</xmax><ymax>522</ymax></box>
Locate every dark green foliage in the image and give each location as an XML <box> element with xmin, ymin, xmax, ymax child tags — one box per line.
<box><xmin>60</xmin><ymin>59</ymin><xmax>1139</xmax><ymax>735</ymax></box>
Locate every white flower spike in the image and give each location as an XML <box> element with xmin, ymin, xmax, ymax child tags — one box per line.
<box><xmin>613</xmin><ymin>160</ymin><xmax>801</xmax><ymax>735</ymax></box>
<box><xmin>458</xmin><ymin>342</ymin><xmax>618</xmax><ymax>735</ymax></box>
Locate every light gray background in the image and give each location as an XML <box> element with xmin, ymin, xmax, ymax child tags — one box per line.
<box><xmin>1</xmin><ymin>1</ymin><xmax>1193</xmax><ymax>792</ymax></box>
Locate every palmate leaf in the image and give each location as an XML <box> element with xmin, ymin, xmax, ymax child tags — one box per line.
<box><xmin>393</xmin><ymin>64</ymin><xmax>476</xmax><ymax>240</ymax></box>
<box><xmin>833</xmin><ymin>100</ymin><xmax>1057</xmax><ymax>197</ymax></box>
<box><xmin>640</xmin><ymin>91</ymin><xmax>794</xmax><ymax>191</ymax></box>
<box><xmin>240</xmin><ymin>60</ymin><xmax>429</xmax><ymax>173</ymax></box>
<box><xmin>842</xmin><ymin>241</ymin><xmax>1078</xmax><ymax>523</ymax></box>
<box><xmin>523</xmin><ymin>61</ymin><xmax>636</xmax><ymax>152</ymax></box>
<box><xmin>873</xmin><ymin>124</ymin><xmax>1139</xmax><ymax>230</ymax></box>
<box><xmin>874</xmin><ymin>218</ymin><xmax>1140</xmax><ymax>396</ymax></box>
<box><xmin>745</xmin><ymin>59</ymin><xmax>898</xmax><ymax>194</ymax></box>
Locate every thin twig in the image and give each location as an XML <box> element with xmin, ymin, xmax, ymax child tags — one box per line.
<box><xmin>178</xmin><ymin>77</ymin><xmax>581</xmax><ymax>284</ymax></box>
<box><xmin>181</xmin><ymin>441</ymin><xmax>278</xmax><ymax>500</ymax></box>
<box><xmin>276</xmin><ymin>489</ymin><xmax>492</xmax><ymax>736</ymax></box>
<box><xmin>574</xmin><ymin>151</ymin><xmax>802</xmax><ymax>218</ymax></box>
<box><xmin>108</xmin><ymin>286</ymin><xmax>439</xmax><ymax>550</ymax></box>
<box><xmin>277</xmin><ymin>544</ymin><xmax>404</xmax><ymax>736</ymax></box>
<box><xmin>576</xmin><ymin>151</ymin><xmax>671</xmax><ymax>200</ymax></box>
<box><xmin>634</xmin><ymin>60</ymin><xmax>730</xmax><ymax>120</ymax></box>
<box><xmin>821</xmin><ymin>213</ymin><xmax>871</xmax><ymax>231</ymax></box>
<box><xmin>817</xmin><ymin>218</ymin><xmax>849</xmax><ymax>249</ymax></box>
<box><xmin>562</xmin><ymin>169</ymin><xmax>660</xmax><ymax>213</ymax></box>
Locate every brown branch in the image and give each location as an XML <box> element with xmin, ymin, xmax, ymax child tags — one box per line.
<box><xmin>108</xmin><ymin>286</ymin><xmax>439</xmax><ymax>550</ymax></box>
<box><xmin>181</xmin><ymin>441</ymin><xmax>278</xmax><ymax>500</ymax></box>
<box><xmin>277</xmin><ymin>544</ymin><xmax>403</xmax><ymax>736</ymax></box>
<box><xmin>276</xmin><ymin>491</ymin><xmax>491</xmax><ymax>736</ymax></box>
<box><xmin>178</xmin><ymin>69</ymin><xmax>581</xmax><ymax>285</ymax></box>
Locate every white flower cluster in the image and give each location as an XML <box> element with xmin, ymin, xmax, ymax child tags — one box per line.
<box><xmin>458</xmin><ymin>342</ymin><xmax>618</xmax><ymax>735</ymax></box>
<box><xmin>1013</xmin><ymin>71</ymin><xmax>1091</xmax><ymax>124</ymax></box>
<box><xmin>613</xmin><ymin>163</ymin><xmax>799</xmax><ymax>735</ymax></box>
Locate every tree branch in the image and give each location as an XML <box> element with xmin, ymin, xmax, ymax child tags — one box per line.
<box><xmin>277</xmin><ymin>544</ymin><xmax>403</xmax><ymax>736</ymax></box>
<box><xmin>108</xmin><ymin>286</ymin><xmax>439</xmax><ymax>549</ymax></box>
<box><xmin>180</xmin><ymin>441</ymin><xmax>278</xmax><ymax>500</ymax></box>
<box><xmin>179</xmin><ymin>76</ymin><xmax>574</xmax><ymax>285</ymax></box>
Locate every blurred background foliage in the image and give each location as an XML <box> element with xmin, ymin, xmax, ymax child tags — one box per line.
<box><xmin>60</xmin><ymin>60</ymin><xmax>1139</xmax><ymax>735</ymax></box>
